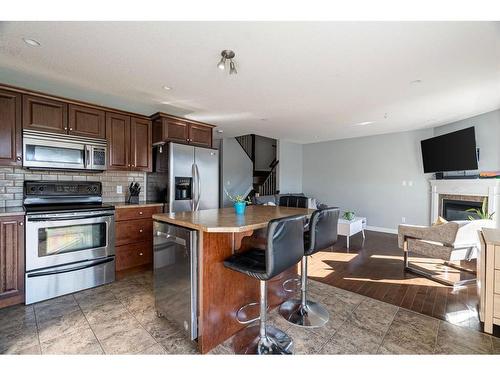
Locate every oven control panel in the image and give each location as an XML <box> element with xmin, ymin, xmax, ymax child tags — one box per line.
<box><xmin>24</xmin><ymin>181</ymin><xmax>102</xmax><ymax>196</ymax></box>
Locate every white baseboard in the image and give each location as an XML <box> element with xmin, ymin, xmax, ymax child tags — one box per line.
<box><xmin>365</xmin><ymin>225</ymin><xmax>398</xmax><ymax>234</ymax></box>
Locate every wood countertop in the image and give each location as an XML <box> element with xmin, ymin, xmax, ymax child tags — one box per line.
<box><xmin>152</xmin><ymin>205</ymin><xmax>315</xmax><ymax>233</ymax></box>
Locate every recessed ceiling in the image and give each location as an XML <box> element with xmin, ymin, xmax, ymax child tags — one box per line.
<box><xmin>0</xmin><ymin>21</ymin><xmax>499</xmax><ymax>143</ymax></box>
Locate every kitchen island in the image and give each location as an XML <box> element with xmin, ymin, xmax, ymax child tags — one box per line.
<box><xmin>152</xmin><ymin>205</ymin><xmax>314</xmax><ymax>353</ymax></box>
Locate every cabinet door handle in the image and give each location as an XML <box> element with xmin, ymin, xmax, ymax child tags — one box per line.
<box><xmin>139</xmin><ymin>252</ymin><xmax>143</xmax><ymax>256</ymax></box>
<box><xmin>16</xmin><ymin>156</ymin><xmax>22</xmax><ymax>161</ymax></box>
<box><xmin>70</xmin><ymin>128</ymin><xmax>73</xmax><ymax>131</ymax></box>
<box><xmin>139</xmin><ymin>211</ymin><xmax>143</xmax><ymax>215</ymax></box>
<box><xmin>19</xmin><ymin>222</ymin><xmax>23</xmax><ymax>226</ymax></box>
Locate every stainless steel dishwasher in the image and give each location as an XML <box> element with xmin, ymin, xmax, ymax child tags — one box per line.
<box><xmin>153</xmin><ymin>221</ymin><xmax>198</xmax><ymax>340</ymax></box>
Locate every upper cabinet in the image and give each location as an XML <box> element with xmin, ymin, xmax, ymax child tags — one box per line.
<box><xmin>189</xmin><ymin>123</ymin><xmax>213</xmax><ymax>147</ymax></box>
<box><xmin>152</xmin><ymin>113</ymin><xmax>214</xmax><ymax>148</ymax></box>
<box><xmin>22</xmin><ymin>95</ymin><xmax>68</xmax><ymax>134</ymax></box>
<box><xmin>23</xmin><ymin>95</ymin><xmax>106</xmax><ymax>139</ymax></box>
<box><xmin>68</xmin><ymin>104</ymin><xmax>106</xmax><ymax>138</ymax></box>
<box><xmin>106</xmin><ymin>112</ymin><xmax>131</xmax><ymax>171</ymax></box>
<box><xmin>130</xmin><ymin>117</ymin><xmax>152</xmax><ymax>172</ymax></box>
<box><xmin>106</xmin><ymin>113</ymin><xmax>152</xmax><ymax>172</ymax></box>
<box><xmin>0</xmin><ymin>89</ymin><xmax>22</xmax><ymax>166</ymax></box>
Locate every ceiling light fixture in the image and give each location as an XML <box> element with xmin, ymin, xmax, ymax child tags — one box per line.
<box><xmin>23</xmin><ymin>38</ymin><xmax>40</xmax><ymax>47</ymax></box>
<box><xmin>216</xmin><ymin>129</ymin><xmax>224</xmax><ymax>134</ymax></box>
<box><xmin>217</xmin><ymin>50</ymin><xmax>237</xmax><ymax>74</ymax></box>
<box><xmin>354</xmin><ymin>121</ymin><xmax>374</xmax><ymax>126</ymax></box>
<box><xmin>162</xmin><ymin>85</ymin><xmax>172</xmax><ymax>90</ymax></box>
<box><xmin>410</xmin><ymin>79</ymin><xmax>422</xmax><ymax>85</ymax></box>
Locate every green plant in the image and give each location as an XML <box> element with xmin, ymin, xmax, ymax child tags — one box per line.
<box><xmin>342</xmin><ymin>211</ymin><xmax>355</xmax><ymax>220</ymax></box>
<box><xmin>466</xmin><ymin>199</ymin><xmax>494</xmax><ymax>220</ymax></box>
<box><xmin>224</xmin><ymin>188</ymin><xmax>251</xmax><ymax>204</ymax></box>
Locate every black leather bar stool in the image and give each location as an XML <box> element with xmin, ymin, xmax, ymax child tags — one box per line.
<box><xmin>279</xmin><ymin>207</ymin><xmax>340</xmax><ymax>327</ymax></box>
<box><xmin>223</xmin><ymin>215</ymin><xmax>306</xmax><ymax>354</ymax></box>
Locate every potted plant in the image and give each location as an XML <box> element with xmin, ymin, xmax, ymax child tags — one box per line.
<box><xmin>342</xmin><ymin>211</ymin><xmax>356</xmax><ymax>221</ymax></box>
<box><xmin>466</xmin><ymin>198</ymin><xmax>495</xmax><ymax>221</ymax></box>
<box><xmin>224</xmin><ymin>189</ymin><xmax>251</xmax><ymax>215</ymax></box>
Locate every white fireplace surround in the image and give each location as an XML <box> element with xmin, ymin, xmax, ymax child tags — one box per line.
<box><xmin>430</xmin><ymin>179</ymin><xmax>500</xmax><ymax>228</ymax></box>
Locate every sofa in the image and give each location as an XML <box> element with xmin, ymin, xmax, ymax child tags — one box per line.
<box><xmin>252</xmin><ymin>193</ymin><xmax>327</xmax><ymax>209</ymax></box>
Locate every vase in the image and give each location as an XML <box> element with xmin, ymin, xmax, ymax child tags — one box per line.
<box><xmin>234</xmin><ymin>201</ymin><xmax>246</xmax><ymax>215</ymax></box>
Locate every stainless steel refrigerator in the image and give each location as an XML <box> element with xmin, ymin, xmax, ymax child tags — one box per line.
<box><xmin>168</xmin><ymin>142</ymin><xmax>219</xmax><ymax>213</ymax></box>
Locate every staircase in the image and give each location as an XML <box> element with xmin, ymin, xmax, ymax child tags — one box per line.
<box><xmin>235</xmin><ymin>134</ymin><xmax>278</xmax><ymax>198</ymax></box>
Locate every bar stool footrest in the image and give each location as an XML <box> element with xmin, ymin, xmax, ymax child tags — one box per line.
<box><xmin>282</xmin><ymin>277</ymin><xmax>301</xmax><ymax>293</ymax></box>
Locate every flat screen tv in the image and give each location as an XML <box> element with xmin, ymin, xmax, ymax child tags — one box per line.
<box><xmin>420</xmin><ymin>127</ymin><xmax>478</xmax><ymax>173</ymax></box>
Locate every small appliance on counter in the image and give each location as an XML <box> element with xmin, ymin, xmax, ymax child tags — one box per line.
<box><xmin>23</xmin><ymin>180</ymin><xmax>115</xmax><ymax>304</ymax></box>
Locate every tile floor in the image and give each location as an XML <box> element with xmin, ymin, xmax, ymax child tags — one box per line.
<box><xmin>1</xmin><ymin>270</ymin><xmax>499</xmax><ymax>355</ymax></box>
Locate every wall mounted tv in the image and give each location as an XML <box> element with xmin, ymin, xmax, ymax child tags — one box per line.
<box><xmin>420</xmin><ymin>126</ymin><xmax>478</xmax><ymax>173</ymax></box>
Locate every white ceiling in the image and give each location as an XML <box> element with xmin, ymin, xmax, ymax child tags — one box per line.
<box><xmin>0</xmin><ymin>21</ymin><xmax>499</xmax><ymax>143</ymax></box>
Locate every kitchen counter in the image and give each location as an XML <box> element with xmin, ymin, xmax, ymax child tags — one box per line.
<box><xmin>153</xmin><ymin>205</ymin><xmax>313</xmax><ymax>354</ymax></box>
<box><xmin>0</xmin><ymin>206</ymin><xmax>25</xmax><ymax>217</ymax></box>
<box><xmin>153</xmin><ymin>205</ymin><xmax>314</xmax><ymax>233</ymax></box>
<box><xmin>108</xmin><ymin>201</ymin><xmax>164</xmax><ymax>209</ymax></box>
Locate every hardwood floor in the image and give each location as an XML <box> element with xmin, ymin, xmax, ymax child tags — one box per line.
<box><xmin>308</xmin><ymin>230</ymin><xmax>500</xmax><ymax>337</ymax></box>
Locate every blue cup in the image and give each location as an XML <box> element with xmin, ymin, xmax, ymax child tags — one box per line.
<box><xmin>234</xmin><ymin>201</ymin><xmax>246</xmax><ymax>215</ymax></box>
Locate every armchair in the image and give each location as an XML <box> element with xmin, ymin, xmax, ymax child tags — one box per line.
<box><xmin>398</xmin><ymin>219</ymin><xmax>494</xmax><ymax>286</ymax></box>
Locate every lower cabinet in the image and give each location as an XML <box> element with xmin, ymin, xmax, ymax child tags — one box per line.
<box><xmin>114</xmin><ymin>205</ymin><xmax>162</xmax><ymax>272</ymax></box>
<box><xmin>0</xmin><ymin>215</ymin><xmax>25</xmax><ymax>309</ymax></box>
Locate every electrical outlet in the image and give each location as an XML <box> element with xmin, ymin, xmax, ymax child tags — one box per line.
<box><xmin>408</xmin><ymin>180</ymin><xmax>413</xmax><ymax>187</ymax></box>
<box><xmin>402</xmin><ymin>180</ymin><xmax>407</xmax><ymax>186</ymax></box>
<box><xmin>116</xmin><ymin>185</ymin><xmax>123</xmax><ymax>194</ymax></box>
<box><xmin>401</xmin><ymin>217</ymin><xmax>406</xmax><ymax>223</ymax></box>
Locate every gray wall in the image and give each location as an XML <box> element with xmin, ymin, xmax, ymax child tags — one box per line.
<box><xmin>254</xmin><ymin>135</ymin><xmax>276</xmax><ymax>171</ymax></box>
<box><xmin>278</xmin><ymin>140</ymin><xmax>303</xmax><ymax>194</ymax></box>
<box><xmin>302</xmin><ymin>129</ymin><xmax>433</xmax><ymax>231</ymax></box>
<box><xmin>433</xmin><ymin>109</ymin><xmax>500</xmax><ymax>174</ymax></box>
<box><xmin>221</xmin><ymin>138</ymin><xmax>253</xmax><ymax>207</ymax></box>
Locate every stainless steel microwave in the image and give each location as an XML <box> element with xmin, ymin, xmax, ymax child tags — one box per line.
<box><xmin>23</xmin><ymin>130</ymin><xmax>107</xmax><ymax>171</ymax></box>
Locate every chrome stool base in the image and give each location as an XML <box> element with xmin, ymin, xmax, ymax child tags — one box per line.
<box><xmin>279</xmin><ymin>299</ymin><xmax>329</xmax><ymax>328</ymax></box>
<box><xmin>232</xmin><ymin>324</ymin><xmax>294</xmax><ymax>354</ymax></box>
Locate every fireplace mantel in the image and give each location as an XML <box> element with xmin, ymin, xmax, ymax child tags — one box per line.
<box><xmin>429</xmin><ymin>179</ymin><xmax>500</xmax><ymax>227</ymax></box>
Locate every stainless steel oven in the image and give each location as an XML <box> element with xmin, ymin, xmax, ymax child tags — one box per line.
<box><xmin>23</xmin><ymin>129</ymin><xmax>107</xmax><ymax>171</ymax></box>
<box><xmin>25</xmin><ymin>210</ymin><xmax>115</xmax><ymax>272</ymax></box>
<box><xmin>24</xmin><ymin>181</ymin><xmax>115</xmax><ymax>304</ymax></box>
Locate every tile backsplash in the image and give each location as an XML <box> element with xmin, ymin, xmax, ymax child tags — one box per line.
<box><xmin>0</xmin><ymin>167</ymin><xmax>146</xmax><ymax>208</ymax></box>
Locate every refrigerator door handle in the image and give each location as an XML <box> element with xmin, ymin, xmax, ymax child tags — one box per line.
<box><xmin>191</xmin><ymin>163</ymin><xmax>196</xmax><ymax>211</ymax></box>
<box><xmin>195</xmin><ymin>163</ymin><xmax>201</xmax><ymax>211</ymax></box>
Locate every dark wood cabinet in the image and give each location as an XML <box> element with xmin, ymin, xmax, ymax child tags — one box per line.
<box><xmin>130</xmin><ymin>117</ymin><xmax>152</xmax><ymax>172</ymax></box>
<box><xmin>106</xmin><ymin>113</ymin><xmax>152</xmax><ymax>172</ymax></box>
<box><xmin>115</xmin><ymin>206</ymin><xmax>162</xmax><ymax>272</ymax></box>
<box><xmin>0</xmin><ymin>89</ymin><xmax>22</xmax><ymax>166</ymax></box>
<box><xmin>106</xmin><ymin>112</ymin><xmax>131</xmax><ymax>171</ymax></box>
<box><xmin>152</xmin><ymin>113</ymin><xmax>213</xmax><ymax>148</ymax></box>
<box><xmin>189</xmin><ymin>123</ymin><xmax>213</xmax><ymax>147</ymax></box>
<box><xmin>0</xmin><ymin>215</ymin><xmax>25</xmax><ymax>309</ymax></box>
<box><xmin>69</xmin><ymin>104</ymin><xmax>105</xmax><ymax>138</ymax></box>
<box><xmin>22</xmin><ymin>94</ymin><xmax>68</xmax><ymax>134</ymax></box>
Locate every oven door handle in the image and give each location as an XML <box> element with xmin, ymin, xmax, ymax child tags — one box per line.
<box><xmin>27</xmin><ymin>213</ymin><xmax>114</xmax><ymax>222</ymax></box>
<box><xmin>27</xmin><ymin>257</ymin><xmax>114</xmax><ymax>278</ymax></box>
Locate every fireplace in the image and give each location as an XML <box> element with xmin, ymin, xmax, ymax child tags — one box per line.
<box><xmin>442</xmin><ymin>199</ymin><xmax>482</xmax><ymax>221</ymax></box>
<box><xmin>430</xmin><ymin>179</ymin><xmax>499</xmax><ymax>227</ymax></box>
